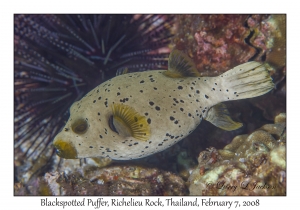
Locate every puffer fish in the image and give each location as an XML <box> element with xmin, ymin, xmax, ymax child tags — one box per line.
<box><xmin>53</xmin><ymin>50</ymin><xmax>274</xmax><ymax>160</ymax></box>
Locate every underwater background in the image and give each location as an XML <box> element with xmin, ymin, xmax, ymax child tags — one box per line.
<box><xmin>14</xmin><ymin>14</ymin><xmax>286</xmax><ymax>195</ymax></box>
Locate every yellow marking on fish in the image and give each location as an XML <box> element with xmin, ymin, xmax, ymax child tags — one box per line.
<box><xmin>111</xmin><ymin>103</ymin><xmax>150</xmax><ymax>141</ymax></box>
<box><xmin>53</xmin><ymin>139</ymin><xmax>77</xmax><ymax>159</ymax></box>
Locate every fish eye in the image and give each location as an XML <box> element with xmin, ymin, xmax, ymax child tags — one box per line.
<box><xmin>108</xmin><ymin>115</ymin><xmax>119</xmax><ymax>134</ymax></box>
<box><xmin>71</xmin><ymin>118</ymin><xmax>88</xmax><ymax>134</ymax></box>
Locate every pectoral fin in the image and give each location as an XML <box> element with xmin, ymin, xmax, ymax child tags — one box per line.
<box><xmin>204</xmin><ymin>103</ymin><xmax>243</xmax><ymax>131</ymax></box>
<box><xmin>111</xmin><ymin>103</ymin><xmax>150</xmax><ymax>141</ymax></box>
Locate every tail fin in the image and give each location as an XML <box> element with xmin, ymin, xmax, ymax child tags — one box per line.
<box><xmin>220</xmin><ymin>62</ymin><xmax>274</xmax><ymax>101</ymax></box>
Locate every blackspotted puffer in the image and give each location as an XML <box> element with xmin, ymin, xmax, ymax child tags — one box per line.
<box><xmin>53</xmin><ymin>50</ymin><xmax>274</xmax><ymax>160</ymax></box>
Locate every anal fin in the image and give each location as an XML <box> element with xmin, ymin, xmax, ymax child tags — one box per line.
<box><xmin>204</xmin><ymin>103</ymin><xmax>243</xmax><ymax>131</ymax></box>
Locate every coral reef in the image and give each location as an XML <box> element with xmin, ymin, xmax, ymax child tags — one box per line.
<box><xmin>14</xmin><ymin>15</ymin><xmax>286</xmax><ymax>196</ymax></box>
<box><xmin>172</xmin><ymin>15</ymin><xmax>286</xmax><ymax>76</ymax></box>
<box><xmin>188</xmin><ymin>113</ymin><xmax>286</xmax><ymax>195</ymax></box>
<box><xmin>15</xmin><ymin>165</ymin><xmax>188</xmax><ymax>196</ymax></box>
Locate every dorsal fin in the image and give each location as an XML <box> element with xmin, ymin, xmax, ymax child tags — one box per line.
<box><xmin>163</xmin><ymin>50</ymin><xmax>200</xmax><ymax>78</ymax></box>
<box><xmin>204</xmin><ymin>103</ymin><xmax>243</xmax><ymax>131</ymax></box>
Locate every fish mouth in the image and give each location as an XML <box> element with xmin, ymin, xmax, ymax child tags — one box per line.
<box><xmin>53</xmin><ymin>138</ymin><xmax>78</xmax><ymax>159</ymax></box>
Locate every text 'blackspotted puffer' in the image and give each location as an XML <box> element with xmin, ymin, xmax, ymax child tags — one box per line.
<box><xmin>53</xmin><ymin>50</ymin><xmax>274</xmax><ymax>160</ymax></box>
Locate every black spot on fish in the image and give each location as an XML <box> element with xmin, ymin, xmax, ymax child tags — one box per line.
<box><xmin>178</xmin><ymin>86</ymin><xmax>183</xmax><ymax>90</ymax></box>
<box><xmin>148</xmin><ymin>75</ymin><xmax>153</xmax><ymax>77</ymax></box>
<box><xmin>202</xmin><ymin>110</ymin><xmax>206</xmax><ymax>113</ymax></box>
<box><xmin>190</xmin><ymin>87</ymin><xmax>194</xmax><ymax>90</ymax></box>
<box><xmin>180</xmin><ymin>108</ymin><xmax>184</xmax><ymax>112</ymax></box>
<box><xmin>196</xmin><ymin>90</ymin><xmax>200</xmax><ymax>94</ymax></box>
<box><xmin>174</xmin><ymin>120</ymin><xmax>178</xmax><ymax>124</ymax></box>
<box><xmin>98</xmin><ymin>97</ymin><xmax>101</xmax><ymax>100</ymax></box>
<box><xmin>180</xmin><ymin>100</ymin><xmax>184</xmax><ymax>103</ymax></box>
<box><xmin>155</xmin><ymin>106</ymin><xmax>160</xmax><ymax>111</ymax></box>
<box><xmin>149</xmin><ymin>101</ymin><xmax>154</xmax><ymax>106</ymax></box>
<box><xmin>188</xmin><ymin>94</ymin><xmax>192</xmax><ymax>97</ymax></box>
<box><xmin>147</xmin><ymin>118</ymin><xmax>151</xmax><ymax>124</ymax></box>
<box><xmin>145</xmin><ymin>112</ymin><xmax>148</xmax><ymax>116</ymax></box>
<box><xmin>212</xmin><ymin>88</ymin><xmax>215</xmax><ymax>91</ymax></box>
<box><xmin>205</xmin><ymin>95</ymin><xmax>209</xmax><ymax>99</ymax></box>
<box><xmin>93</xmin><ymin>100</ymin><xmax>96</xmax><ymax>103</ymax></box>
<box><xmin>234</xmin><ymin>92</ymin><xmax>237</xmax><ymax>94</ymax></box>
<box><xmin>188</xmin><ymin>113</ymin><xmax>192</xmax><ymax>117</ymax></box>
<box><xmin>153</xmin><ymin>87</ymin><xmax>157</xmax><ymax>90</ymax></box>
<box><xmin>64</xmin><ymin>128</ymin><xmax>69</xmax><ymax>132</ymax></box>
<box><xmin>89</xmin><ymin>146</ymin><xmax>93</xmax><ymax>148</ymax></box>
<box><xmin>140</xmin><ymin>90</ymin><xmax>143</xmax><ymax>93</ymax></box>
<box><xmin>117</xmin><ymin>92</ymin><xmax>120</xmax><ymax>96</ymax></box>
<box><xmin>215</xmin><ymin>83</ymin><xmax>218</xmax><ymax>85</ymax></box>
<box><xmin>140</xmin><ymin>80</ymin><xmax>145</xmax><ymax>83</ymax></box>
<box><xmin>170</xmin><ymin>116</ymin><xmax>175</xmax><ymax>121</ymax></box>
<box><xmin>98</xmin><ymin>112</ymin><xmax>100</xmax><ymax>115</ymax></box>
<box><xmin>97</xmin><ymin>89</ymin><xmax>99</xmax><ymax>93</ymax></box>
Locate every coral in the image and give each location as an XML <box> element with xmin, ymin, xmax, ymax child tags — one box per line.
<box><xmin>247</xmin><ymin>15</ymin><xmax>286</xmax><ymax>70</ymax></box>
<box><xmin>15</xmin><ymin>165</ymin><xmax>188</xmax><ymax>196</ymax></box>
<box><xmin>172</xmin><ymin>15</ymin><xmax>286</xmax><ymax>76</ymax></box>
<box><xmin>14</xmin><ymin>15</ymin><xmax>286</xmax><ymax>196</ymax></box>
<box><xmin>188</xmin><ymin>113</ymin><xmax>286</xmax><ymax>195</ymax></box>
